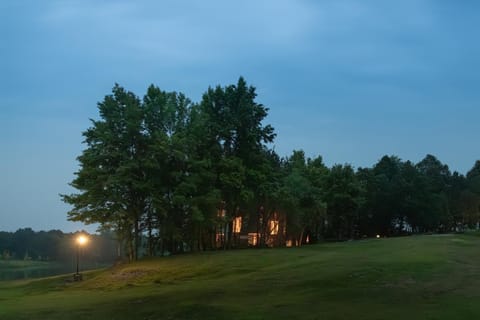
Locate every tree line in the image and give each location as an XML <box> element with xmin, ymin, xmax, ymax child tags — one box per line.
<box><xmin>0</xmin><ymin>228</ymin><xmax>117</xmax><ymax>263</ymax></box>
<box><xmin>62</xmin><ymin>77</ymin><xmax>480</xmax><ymax>260</ymax></box>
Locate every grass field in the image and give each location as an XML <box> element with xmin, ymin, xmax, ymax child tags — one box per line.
<box><xmin>1</xmin><ymin>233</ymin><xmax>480</xmax><ymax>319</ymax></box>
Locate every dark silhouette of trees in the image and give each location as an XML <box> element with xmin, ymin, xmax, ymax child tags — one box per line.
<box><xmin>58</xmin><ymin>78</ymin><xmax>480</xmax><ymax>259</ymax></box>
<box><xmin>0</xmin><ymin>229</ymin><xmax>117</xmax><ymax>263</ymax></box>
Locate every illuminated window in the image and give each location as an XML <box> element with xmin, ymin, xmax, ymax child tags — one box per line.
<box><xmin>233</xmin><ymin>216</ymin><xmax>242</xmax><ymax>233</ymax></box>
<box><xmin>248</xmin><ymin>233</ymin><xmax>259</xmax><ymax>246</ymax></box>
<box><xmin>217</xmin><ymin>209</ymin><xmax>226</xmax><ymax>218</ymax></box>
<box><xmin>216</xmin><ymin>232</ymin><xmax>224</xmax><ymax>244</ymax></box>
<box><xmin>269</xmin><ymin>220</ymin><xmax>279</xmax><ymax>235</ymax></box>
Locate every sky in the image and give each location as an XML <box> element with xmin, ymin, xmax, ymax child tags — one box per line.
<box><xmin>1</xmin><ymin>0</ymin><xmax>479</xmax><ymax>233</ymax></box>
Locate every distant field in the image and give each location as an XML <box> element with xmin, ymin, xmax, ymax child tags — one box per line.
<box><xmin>1</xmin><ymin>233</ymin><xmax>480</xmax><ymax>320</ymax></box>
<box><xmin>0</xmin><ymin>260</ymin><xmax>70</xmax><ymax>281</ymax></box>
<box><xmin>0</xmin><ymin>259</ymin><xmax>109</xmax><ymax>281</ymax></box>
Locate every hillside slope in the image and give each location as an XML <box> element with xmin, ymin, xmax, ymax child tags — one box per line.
<box><xmin>1</xmin><ymin>234</ymin><xmax>480</xmax><ymax>319</ymax></box>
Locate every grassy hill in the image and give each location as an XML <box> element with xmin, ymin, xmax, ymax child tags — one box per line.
<box><xmin>1</xmin><ymin>233</ymin><xmax>480</xmax><ymax>319</ymax></box>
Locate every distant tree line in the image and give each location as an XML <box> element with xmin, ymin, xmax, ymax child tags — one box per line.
<box><xmin>61</xmin><ymin>77</ymin><xmax>480</xmax><ymax>260</ymax></box>
<box><xmin>0</xmin><ymin>228</ymin><xmax>117</xmax><ymax>263</ymax></box>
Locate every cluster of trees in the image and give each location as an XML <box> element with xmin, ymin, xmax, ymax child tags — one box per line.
<box><xmin>336</xmin><ymin>155</ymin><xmax>480</xmax><ymax>239</ymax></box>
<box><xmin>63</xmin><ymin>78</ymin><xmax>277</xmax><ymax>260</ymax></box>
<box><xmin>0</xmin><ymin>228</ymin><xmax>117</xmax><ymax>263</ymax></box>
<box><xmin>62</xmin><ymin>77</ymin><xmax>480</xmax><ymax>260</ymax></box>
<box><xmin>274</xmin><ymin>152</ymin><xmax>480</xmax><ymax>242</ymax></box>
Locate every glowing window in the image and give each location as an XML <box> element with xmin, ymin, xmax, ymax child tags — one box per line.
<box><xmin>269</xmin><ymin>220</ymin><xmax>279</xmax><ymax>235</ymax></box>
<box><xmin>233</xmin><ymin>216</ymin><xmax>242</xmax><ymax>233</ymax></box>
<box><xmin>248</xmin><ymin>233</ymin><xmax>259</xmax><ymax>246</ymax></box>
<box><xmin>216</xmin><ymin>232</ymin><xmax>224</xmax><ymax>244</ymax></box>
<box><xmin>217</xmin><ymin>209</ymin><xmax>226</xmax><ymax>218</ymax></box>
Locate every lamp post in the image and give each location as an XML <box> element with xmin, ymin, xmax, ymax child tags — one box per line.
<box><xmin>74</xmin><ymin>234</ymin><xmax>88</xmax><ymax>281</ymax></box>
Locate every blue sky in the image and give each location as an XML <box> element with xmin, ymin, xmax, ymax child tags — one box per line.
<box><xmin>1</xmin><ymin>0</ymin><xmax>479</xmax><ymax>232</ymax></box>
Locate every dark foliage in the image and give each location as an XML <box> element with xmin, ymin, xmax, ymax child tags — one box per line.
<box><xmin>60</xmin><ymin>78</ymin><xmax>480</xmax><ymax>258</ymax></box>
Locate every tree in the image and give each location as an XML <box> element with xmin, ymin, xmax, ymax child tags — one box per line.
<box><xmin>142</xmin><ymin>85</ymin><xmax>198</xmax><ymax>254</ymax></box>
<box><xmin>323</xmin><ymin>164</ymin><xmax>363</xmax><ymax>240</ymax></box>
<box><xmin>415</xmin><ymin>155</ymin><xmax>452</xmax><ymax>231</ymax></box>
<box><xmin>62</xmin><ymin>84</ymin><xmax>148</xmax><ymax>261</ymax></box>
<box><xmin>360</xmin><ymin>156</ymin><xmax>404</xmax><ymax>236</ymax></box>
<box><xmin>462</xmin><ymin>161</ymin><xmax>480</xmax><ymax>228</ymax></box>
<box><xmin>197</xmin><ymin>77</ymin><xmax>276</xmax><ymax>248</ymax></box>
<box><xmin>277</xmin><ymin>151</ymin><xmax>327</xmax><ymax>245</ymax></box>
<box><xmin>447</xmin><ymin>171</ymin><xmax>467</xmax><ymax>229</ymax></box>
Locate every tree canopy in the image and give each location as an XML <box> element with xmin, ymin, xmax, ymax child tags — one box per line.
<box><xmin>62</xmin><ymin>78</ymin><xmax>480</xmax><ymax>259</ymax></box>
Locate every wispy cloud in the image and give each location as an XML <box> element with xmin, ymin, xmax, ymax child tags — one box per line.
<box><xmin>40</xmin><ymin>0</ymin><xmax>317</xmax><ymax>65</ymax></box>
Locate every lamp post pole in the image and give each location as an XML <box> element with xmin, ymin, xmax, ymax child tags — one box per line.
<box><xmin>76</xmin><ymin>242</ymin><xmax>80</xmax><ymax>276</ymax></box>
<box><xmin>73</xmin><ymin>234</ymin><xmax>87</xmax><ymax>281</ymax></box>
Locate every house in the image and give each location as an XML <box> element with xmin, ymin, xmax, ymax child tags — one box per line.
<box><xmin>215</xmin><ymin>207</ymin><xmax>288</xmax><ymax>248</ymax></box>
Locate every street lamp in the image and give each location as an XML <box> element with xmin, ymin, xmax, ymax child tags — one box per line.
<box><xmin>74</xmin><ymin>234</ymin><xmax>88</xmax><ymax>281</ymax></box>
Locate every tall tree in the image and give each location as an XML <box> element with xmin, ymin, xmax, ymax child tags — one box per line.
<box><xmin>323</xmin><ymin>164</ymin><xmax>363</xmax><ymax>240</ymax></box>
<box><xmin>415</xmin><ymin>155</ymin><xmax>452</xmax><ymax>231</ymax></box>
<box><xmin>463</xmin><ymin>161</ymin><xmax>480</xmax><ymax>227</ymax></box>
<box><xmin>279</xmin><ymin>151</ymin><xmax>327</xmax><ymax>245</ymax></box>
<box><xmin>62</xmin><ymin>85</ymin><xmax>147</xmax><ymax>260</ymax></box>
<box><xmin>142</xmin><ymin>86</ymin><xmax>197</xmax><ymax>254</ymax></box>
<box><xmin>197</xmin><ymin>77</ymin><xmax>276</xmax><ymax>248</ymax></box>
<box><xmin>368</xmin><ymin>155</ymin><xmax>404</xmax><ymax>235</ymax></box>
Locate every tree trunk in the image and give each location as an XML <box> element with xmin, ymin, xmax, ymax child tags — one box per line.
<box><xmin>298</xmin><ymin>227</ymin><xmax>305</xmax><ymax>247</ymax></box>
<box><xmin>128</xmin><ymin>236</ymin><xmax>134</xmax><ymax>262</ymax></box>
<box><xmin>147</xmin><ymin>215</ymin><xmax>153</xmax><ymax>256</ymax></box>
<box><xmin>134</xmin><ymin>218</ymin><xmax>139</xmax><ymax>260</ymax></box>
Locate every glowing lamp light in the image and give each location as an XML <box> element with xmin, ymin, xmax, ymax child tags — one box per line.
<box><xmin>77</xmin><ymin>235</ymin><xmax>88</xmax><ymax>246</ymax></box>
<box><xmin>376</xmin><ymin>234</ymin><xmax>381</xmax><ymax>239</ymax></box>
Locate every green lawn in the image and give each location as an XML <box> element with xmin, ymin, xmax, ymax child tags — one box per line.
<box><xmin>1</xmin><ymin>233</ymin><xmax>480</xmax><ymax>319</ymax></box>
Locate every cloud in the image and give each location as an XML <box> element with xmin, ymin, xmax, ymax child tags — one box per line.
<box><xmin>39</xmin><ymin>0</ymin><xmax>317</xmax><ymax>65</ymax></box>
